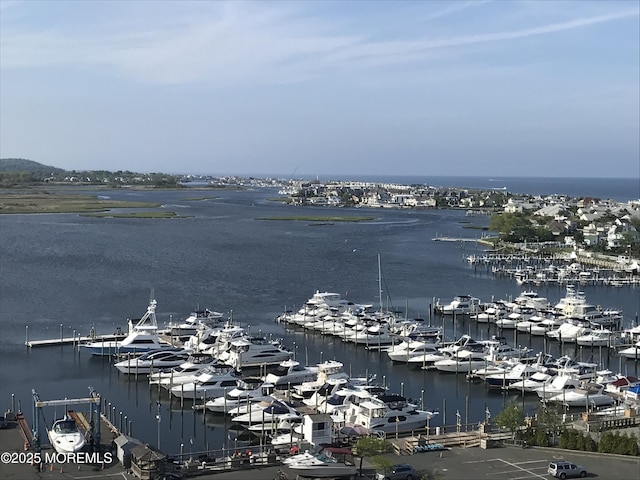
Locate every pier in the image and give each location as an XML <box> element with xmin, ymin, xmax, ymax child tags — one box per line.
<box><xmin>24</xmin><ymin>324</ymin><xmax>126</xmax><ymax>348</ymax></box>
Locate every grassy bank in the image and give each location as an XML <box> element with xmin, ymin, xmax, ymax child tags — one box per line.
<box><xmin>0</xmin><ymin>192</ymin><xmax>162</xmax><ymax>214</ymax></box>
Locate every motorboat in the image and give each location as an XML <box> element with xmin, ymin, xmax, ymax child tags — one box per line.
<box><xmin>545</xmin><ymin>384</ymin><xmax>615</xmax><ymax>408</ymax></box>
<box><xmin>509</xmin><ymin>371</ymin><xmax>555</xmax><ymax>393</ymax></box>
<box><xmin>285</xmin><ymin>451</ymin><xmax>357</xmax><ymax>478</ymax></box>
<box><xmin>221</xmin><ymin>336</ymin><xmax>292</xmax><ymax>368</ymax></box>
<box><xmin>263</xmin><ymin>360</ymin><xmax>318</xmax><ymax>386</ymax></box>
<box><xmin>438</xmin><ymin>335</ymin><xmax>483</xmax><ymax>355</ymax></box>
<box><xmin>81</xmin><ymin>299</ymin><xmax>172</xmax><ymax>356</ymax></box>
<box><xmin>205</xmin><ymin>377</ymin><xmax>274</xmax><ymax>413</ymax></box>
<box><xmin>48</xmin><ymin>415</ymin><xmax>85</xmax><ymax>454</ymax></box>
<box><xmin>436</xmin><ymin>295</ymin><xmax>482</xmax><ymax>315</ymax></box>
<box><xmin>407</xmin><ymin>347</ymin><xmax>449</xmax><ymax>368</ymax></box>
<box><xmin>344</xmin><ymin>322</ymin><xmax>394</xmax><ymax>346</ymax></box>
<box><xmin>550</xmin><ymin>356</ymin><xmax>599</xmax><ymax>380</ymax></box>
<box><xmin>576</xmin><ymin>329</ymin><xmax>618</xmax><ymax>348</ymax></box>
<box><xmin>484</xmin><ymin>362</ymin><xmax>540</xmax><ymax>389</ymax></box>
<box><xmin>148</xmin><ymin>354</ymin><xmax>223</xmax><ymax>387</ymax></box>
<box><xmin>231</xmin><ymin>399</ymin><xmax>301</xmax><ymax>426</ymax></box>
<box><xmin>546</xmin><ymin>320</ymin><xmax>590</xmax><ymax>343</ymax></box>
<box><xmin>535</xmin><ymin>375</ymin><xmax>583</xmax><ymax>401</ymax></box>
<box><xmin>291</xmin><ymin>360</ymin><xmax>350</xmax><ymax>400</ymax></box>
<box><xmin>618</xmin><ymin>341</ymin><xmax>640</xmax><ymax>360</ymax></box>
<box><xmin>159</xmin><ymin>308</ymin><xmax>225</xmax><ymax>338</ymax></box>
<box><xmin>434</xmin><ymin>346</ymin><xmax>489</xmax><ymax>373</ymax></box>
<box><xmin>114</xmin><ymin>348</ymin><xmax>191</xmax><ymax>374</ymax></box>
<box><xmin>388</xmin><ymin>341</ymin><xmax>441</xmax><ymax>364</ymax></box>
<box><xmin>339</xmin><ymin>393</ymin><xmax>436</xmax><ymax>434</ymax></box>
<box><xmin>170</xmin><ymin>366</ymin><xmax>242</xmax><ymax>399</ymax></box>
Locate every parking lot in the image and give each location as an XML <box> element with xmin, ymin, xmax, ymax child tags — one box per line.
<box><xmin>402</xmin><ymin>445</ymin><xmax>640</xmax><ymax>480</ymax></box>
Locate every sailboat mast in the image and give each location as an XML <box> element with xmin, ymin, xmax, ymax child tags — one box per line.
<box><xmin>378</xmin><ymin>253</ymin><xmax>383</xmax><ymax>312</ymax></box>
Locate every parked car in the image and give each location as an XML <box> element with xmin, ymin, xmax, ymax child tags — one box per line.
<box><xmin>548</xmin><ymin>461</ymin><xmax>587</xmax><ymax>479</ymax></box>
<box><xmin>376</xmin><ymin>463</ymin><xmax>415</xmax><ymax>480</ymax></box>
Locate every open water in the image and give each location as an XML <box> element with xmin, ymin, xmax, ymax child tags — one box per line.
<box><xmin>0</xmin><ymin>183</ymin><xmax>639</xmax><ymax>456</ymax></box>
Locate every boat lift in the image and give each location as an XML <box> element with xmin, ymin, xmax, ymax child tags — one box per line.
<box><xmin>31</xmin><ymin>388</ymin><xmax>101</xmax><ymax>452</ymax></box>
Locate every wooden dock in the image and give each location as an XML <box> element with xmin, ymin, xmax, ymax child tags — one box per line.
<box><xmin>25</xmin><ymin>333</ymin><xmax>126</xmax><ymax>348</ymax></box>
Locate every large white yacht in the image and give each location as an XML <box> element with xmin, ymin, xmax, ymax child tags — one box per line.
<box><xmin>81</xmin><ymin>299</ymin><xmax>172</xmax><ymax>356</ymax></box>
<box><xmin>169</xmin><ymin>366</ymin><xmax>242</xmax><ymax>399</ymax></box>
<box><xmin>263</xmin><ymin>360</ymin><xmax>318</xmax><ymax>386</ymax></box>
<box><xmin>221</xmin><ymin>336</ymin><xmax>292</xmax><ymax>368</ymax></box>
<box><xmin>338</xmin><ymin>393</ymin><xmax>436</xmax><ymax>434</ymax></box>
<box><xmin>114</xmin><ymin>348</ymin><xmax>191</xmax><ymax>374</ymax></box>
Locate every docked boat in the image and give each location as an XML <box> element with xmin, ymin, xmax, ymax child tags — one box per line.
<box><xmin>436</xmin><ymin>295</ymin><xmax>482</xmax><ymax>315</ymax></box>
<box><xmin>484</xmin><ymin>362</ymin><xmax>539</xmax><ymax>389</ymax></box>
<box><xmin>576</xmin><ymin>329</ymin><xmax>618</xmax><ymax>348</ymax></box>
<box><xmin>81</xmin><ymin>299</ymin><xmax>172</xmax><ymax>356</ymax></box>
<box><xmin>48</xmin><ymin>415</ymin><xmax>85</xmax><ymax>454</ymax></box>
<box><xmin>618</xmin><ymin>341</ymin><xmax>640</xmax><ymax>359</ymax></box>
<box><xmin>205</xmin><ymin>377</ymin><xmax>274</xmax><ymax>413</ymax></box>
<box><xmin>114</xmin><ymin>348</ymin><xmax>191</xmax><ymax>374</ymax></box>
<box><xmin>170</xmin><ymin>366</ymin><xmax>242</xmax><ymax>399</ymax></box>
<box><xmin>388</xmin><ymin>341</ymin><xmax>442</xmax><ymax>364</ymax></box>
<box><xmin>291</xmin><ymin>360</ymin><xmax>350</xmax><ymax>400</ymax></box>
<box><xmin>148</xmin><ymin>354</ymin><xmax>223</xmax><ymax>387</ymax></box>
<box><xmin>545</xmin><ymin>384</ymin><xmax>615</xmax><ymax>408</ymax></box>
<box><xmin>338</xmin><ymin>393</ymin><xmax>436</xmax><ymax>434</ymax></box>
<box><xmin>434</xmin><ymin>345</ymin><xmax>489</xmax><ymax>373</ymax></box>
<box><xmin>263</xmin><ymin>360</ymin><xmax>319</xmax><ymax>386</ymax></box>
<box><xmin>231</xmin><ymin>399</ymin><xmax>301</xmax><ymax>426</ymax></box>
<box><xmin>220</xmin><ymin>336</ymin><xmax>292</xmax><ymax>368</ymax></box>
<box><xmin>159</xmin><ymin>308</ymin><xmax>225</xmax><ymax>338</ymax></box>
<box><xmin>534</xmin><ymin>375</ymin><xmax>583</xmax><ymax>401</ymax></box>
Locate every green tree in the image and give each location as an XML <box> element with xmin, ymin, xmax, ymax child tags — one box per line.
<box><xmin>371</xmin><ymin>456</ymin><xmax>395</xmax><ymax>478</ymax></box>
<box><xmin>494</xmin><ymin>402</ymin><xmax>525</xmax><ymax>440</ymax></box>
<box><xmin>353</xmin><ymin>437</ymin><xmax>393</xmax><ymax>475</ymax></box>
<box><xmin>536</xmin><ymin>404</ymin><xmax>563</xmax><ymax>446</ymax></box>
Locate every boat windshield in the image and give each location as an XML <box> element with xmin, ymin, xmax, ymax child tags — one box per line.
<box><xmin>54</xmin><ymin>420</ymin><xmax>78</xmax><ymax>434</ymax></box>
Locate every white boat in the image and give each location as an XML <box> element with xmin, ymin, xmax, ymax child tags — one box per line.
<box><xmin>484</xmin><ymin>362</ymin><xmax>540</xmax><ymax>389</ymax></box>
<box><xmin>221</xmin><ymin>336</ymin><xmax>292</xmax><ymax>368</ymax></box>
<box><xmin>264</xmin><ymin>360</ymin><xmax>318</xmax><ymax>386</ymax></box>
<box><xmin>148</xmin><ymin>354</ymin><xmax>223</xmax><ymax>387</ymax></box>
<box><xmin>205</xmin><ymin>377</ymin><xmax>274</xmax><ymax>413</ymax></box>
<box><xmin>81</xmin><ymin>299</ymin><xmax>172</xmax><ymax>356</ymax></box>
<box><xmin>436</xmin><ymin>295</ymin><xmax>482</xmax><ymax>315</ymax></box>
<box><xmin>535</xmin><ymin>375</ymin><xmax>582</xmax><ymax>401</ymax></box>
<box><xmin>545</xmin><ymin>384</ymin><xmax>615</xmax><ymax>408</ymax></box>
<box><xmin>546</xmin><ymin>321</ymin><xmax>590</xmax><ymax>343</ymax></box>
<box><xmin>114</xmin><ymin>348</ymin><xmax>191</xmax><ymax>374</ymax></box>
<box><xmin>345</xmin><ymin>322</ymin><xmax>394</xmax><ymax>346</ymax></box>
<box><xmin>159</xmin><ymin>308</ymin><xmax>225</xmax><ymax>337</ymax></box>
<box><xmin>231</xmin><ymin>399</ymin><xmax>301</xmax><ymax>426</ymax></box>
<box><xmin>619</xmin><ymin>341</ymin><xmax>640</xmax><ymax>359</ymax></box>
<box><xmin>170</xmin><ymin>366</ymin><xmax>242</xmax><ymax>399</ymax></box>
<box><xmin>291</xmin><ymin>360</ymin><xmax>350</xmax><ymax>400</ymax></box>
<box><xmin>388</xmin><ymin>340</ymin><xmax>442</xmax><ymax>363</ymax></box>
<box><xmin>438</xmin><ymin>335</ymin><xmax>483</xmax><ymax>355</ymax></box>
<box><xmin>48</xmin><ymin>415</ymin><xmax>85</xmax><ymax>454</ymax></box>
<box><xmin>434</xmin><ymin>346</ymin><xmax>489</xmax><ymax>373</ymax></box>
<box><xmin>285</xmin><ymin>451</ymin><xmax>357</xmax><ymax>478</ymax></box>
<box><xmin>576</xmin><ymin>329</ymin><xmax>618</xmax><ymax>348</ymax></box>
<box><xmin>509</xmin><ymin>371</ymin><xmax>555</xmax><ymax>393</ymax></box>
<box><xmin>339</xmin><ymin>393</ymin><xmax>436</xmax><ymax>434</ymax></box>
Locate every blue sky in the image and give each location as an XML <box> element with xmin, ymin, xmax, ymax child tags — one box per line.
<box><xmin>1</xmin><ymin>0</ymin><xmax>638</xmax><ymax>178</ymax></box>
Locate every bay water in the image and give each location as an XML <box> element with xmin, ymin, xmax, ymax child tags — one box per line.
<box><xmin>1</xmin><ymin>183</ymin><xmax>638</xmax><ymax>455</ymax></box>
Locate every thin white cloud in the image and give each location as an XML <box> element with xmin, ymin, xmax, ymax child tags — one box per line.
<box><xmin>0</xmin><ymin>2</ymin><xmax>638</xmax><ymax>85</ymax></box>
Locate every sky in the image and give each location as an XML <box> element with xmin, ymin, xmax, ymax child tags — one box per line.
<box><xmin>1</xmin><ymin>0</ymin><xmax>639</xmax><ymax>179</ymax></box>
